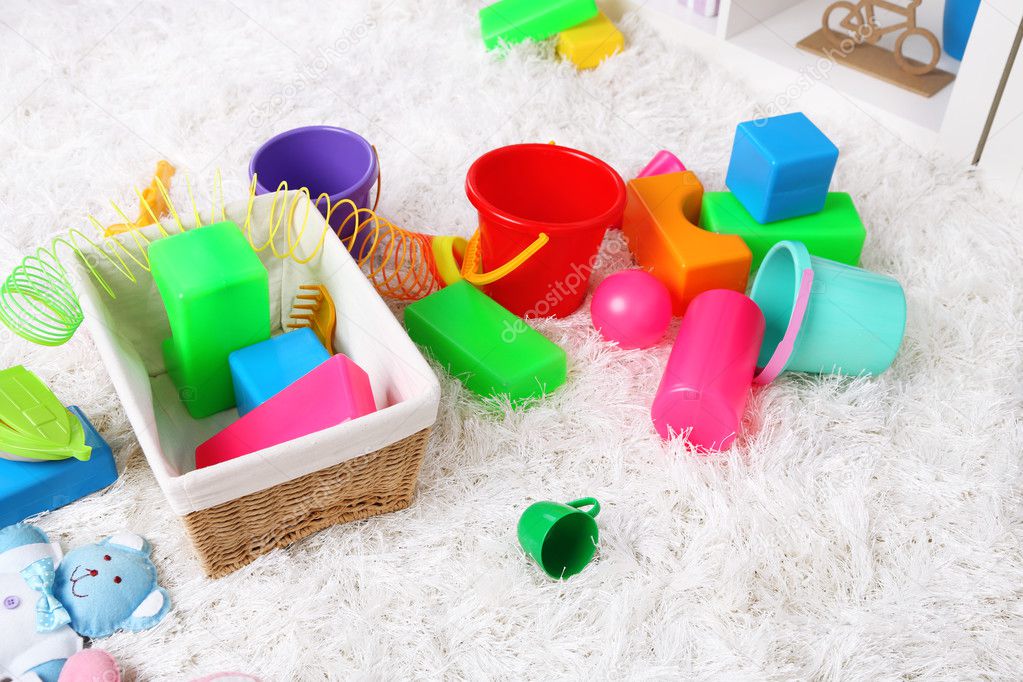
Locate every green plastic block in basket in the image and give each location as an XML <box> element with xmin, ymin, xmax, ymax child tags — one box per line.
<box><xmin>150</xmin><ymin>221</ymin><xmax>270</xmax><ymax>419</ymax></box>
<box><xmin>404</xmin><ymin>280</ymin><xmax>565</xmax><ymax>402</ymax></box>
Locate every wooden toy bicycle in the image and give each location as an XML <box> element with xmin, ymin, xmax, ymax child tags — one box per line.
<box><xmin>823</xmin><ymin>0</ymin><xmax>940</xmax><ymax>76</ymax></box>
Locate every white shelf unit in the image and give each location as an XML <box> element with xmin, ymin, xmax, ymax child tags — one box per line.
<box><xmin>723</xmin><ymin>0</ymin><xmax>960</xmax><ymax>133</ymax></box>
<box><xmin>610</xmin><ymin>0</ymin><xmax>1023</xmax><ymax>171</ymax></box>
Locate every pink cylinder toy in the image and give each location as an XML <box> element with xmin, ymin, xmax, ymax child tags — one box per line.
<box><xmin>651</xmin><ymin>289</ymin><xmax>765</xmax><ymax>450</ymax></box>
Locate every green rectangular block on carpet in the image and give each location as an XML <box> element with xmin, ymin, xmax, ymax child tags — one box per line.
<box><xmin>150</xmin><ymin>221</ymin><xmax>271</xmax><ymax>419</ymax></box>
<box><xmin>480</xmin><ymin>0</ymin><xmax>598</xmax><ymax>50</ymax></box>
<box><xmin>404</xmin><ymin>280</ymin><xmax>566</xmax><ymax>402</ymax></box>
<box><xmin>700</xmin><ymin>191</ymin><xmax>866</xmax><ymax>271</ymax></box>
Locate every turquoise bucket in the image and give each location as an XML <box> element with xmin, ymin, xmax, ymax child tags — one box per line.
<box><xmin>750</xmin><ymin>241</ymin><xmax>906</xmax><ymax>377</ymax></box>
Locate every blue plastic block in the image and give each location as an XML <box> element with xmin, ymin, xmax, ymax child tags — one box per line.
<box><xmin>0</xmin><ymin>406</ymin><xmax>118</xmax><ymax>527</ymax></box>
<box><xmin>725</xmin><ymin>112</ymin><xmax>839</xmax><ymax>224</ymax></box>
<box><xmin>229</xmin><ymin>328</ymin><xmax>330</xmax><ymax>416</ymax></box>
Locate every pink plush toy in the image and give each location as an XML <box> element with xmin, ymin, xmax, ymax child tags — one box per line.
<box><xmin>57</xmin><ymin>649</ymin><xmax>259</xmax><ymax>682</ymax></box>
<box><xmin>58</xmin><ymin>649</ymin><xmax>120</xmax><ymax>682</ymax></box>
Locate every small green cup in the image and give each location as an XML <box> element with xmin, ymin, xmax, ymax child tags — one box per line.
<box><xmin>517</xmin><ymin>497</ymin><xmax>601</xmax><ymax>580</ymax></box>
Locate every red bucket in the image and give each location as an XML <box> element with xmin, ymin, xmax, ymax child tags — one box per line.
<box><xmin>465</xmin><ymin>144</ymin><xmax>626</xmax><ymax>318</ymax></box>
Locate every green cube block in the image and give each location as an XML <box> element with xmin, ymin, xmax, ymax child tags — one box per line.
<box><xmin>480</xmin><ymin>0</ymin><xmax>598</xmax><ymax>50</ymax></box>
<box><xmin>150</xmin><ymin>222</ymin><xmax>270</xmax><ymax>418</ymax></box>
<box><xmin>404</xmin><ymin>280</ymin><xmax>566</xmax><ymax>402</ymax></box>
<box><xmin>700</xmin><ymin>192</ymin><xmax>866</xmax><ymax>272</ymax></box>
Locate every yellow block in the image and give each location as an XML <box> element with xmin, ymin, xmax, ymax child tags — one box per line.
<box><xmin>556</xmin><ymin>11</ymin><xmax>624</xmax><ymax>70</ymax></box>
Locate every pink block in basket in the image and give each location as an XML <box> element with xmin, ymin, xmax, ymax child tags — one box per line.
<box><xmin>195</xmin><ymin>354</ymin><xmax>376</xmax><ymax>469</ymax></box>
<box><xmin>637</xmin><ymin>150</ymin><xmax>687</xmax><ymax>178</ymax></box>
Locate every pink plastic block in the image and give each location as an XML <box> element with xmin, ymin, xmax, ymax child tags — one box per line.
<box><xmin>195</xmin><ymin>354</ymin><xmax>376</xmax><ymax>469</ymax></box>
<box><xmin>607</xmin><ymin>151</ymin><xmax>689</xmax><ymax>231</ymax></box>
<box><xmin>637</xmin><ymin>150</ymin><xmax>686</xmax><ymax>178</ymax></box>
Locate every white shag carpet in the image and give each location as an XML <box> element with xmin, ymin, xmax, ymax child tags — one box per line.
<box><xmin>2</xmin><ymin>1</ymin><xmax>1022</xmax><ymax>679</ymax></box>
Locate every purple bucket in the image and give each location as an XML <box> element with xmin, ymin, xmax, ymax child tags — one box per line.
<box><xmin>249</xmin><ymin>126</ymin><xmax>378</xmax><ymax>256</ymax></box>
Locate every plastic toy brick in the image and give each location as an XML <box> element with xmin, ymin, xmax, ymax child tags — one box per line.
<box><xmin>196</xmin><ymin>354</ymin><xmax>376</xmax><ymax>469</ymax></box>
<box><xmin>150</xmin><ymin>222</ymin><xmax>270</xmax><ymax>419</ymax></box>
<box><xmin>725</xmin><ymin>112</ymin><xmax>839</xmax><ymax>224</ymax></box>
<box><xmin>480</xmin><ymin>0</ymin><xmax>598</xmax><ymax>50</ymax></box>
<box><xmin>229</xmin><ymin>328</ymin><xmax>330</xmax><ymax>417</ymax></box>
<box><xmin>0</xmin><ymin>406</ymin><xmax>118</xmax><ymax>527</ymax></box>
<box><xmin>403</xmin><ymin>280</ymin><xmax>566</xmax><ymax>402</ymax></box>
<box><xmin>700</xmin><ymin>191</ymin><xmax>866</xmax><ymax>271</ymax></box>
<box><xmin>556</xmin><ymin>11</ymin><xmax>624</xmax><ymax>69</ymax></box>
<box><xmin>621</xmin><ymin>171</ymin><xmax>751</xmax><ymax>314</ymax></box>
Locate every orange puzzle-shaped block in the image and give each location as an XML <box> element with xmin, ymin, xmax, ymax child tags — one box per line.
<box><xmin>622</xmin><ymin>171</ymin><xmax>751</xmax><ymax>314</ymax></box>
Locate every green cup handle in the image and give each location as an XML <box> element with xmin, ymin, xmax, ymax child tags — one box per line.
<box><xmin>568</xmin><ymin>498</ymin><xmax>600</xmax><ymax>518</ymax></box>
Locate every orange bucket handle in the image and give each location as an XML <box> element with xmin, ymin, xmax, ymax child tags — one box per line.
<box><xmin>461</xmin><ymin>230</ymin><xmax>549</xmax><ymax>287</ymax></box>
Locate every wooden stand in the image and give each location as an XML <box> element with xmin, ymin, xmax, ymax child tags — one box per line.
<box><xmin>797</xmin><ymin>28</ymin><xmax>955</xmax><ymax>98</ymax></box>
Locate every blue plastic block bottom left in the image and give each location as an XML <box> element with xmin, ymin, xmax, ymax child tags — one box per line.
<box><xmin>0</xmin><ymin>406</ymin><xmax>118</xmax><ymax>527</ymax></box>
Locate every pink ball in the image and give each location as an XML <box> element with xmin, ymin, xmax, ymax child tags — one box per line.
<box><xmin>590</xmin><ymin>270</ymin><xmax>672</xmax><ymax>349</ymax></box>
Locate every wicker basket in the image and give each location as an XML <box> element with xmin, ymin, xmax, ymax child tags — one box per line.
<box><xmin>183</xmin><ymin>429</ymin><xmax>430</xmax><ymax>578</ymax></box>
<box><xmin>71</xmin><ymin>192</ymin><xmax>440</xmax><ymax>577</ymax></box>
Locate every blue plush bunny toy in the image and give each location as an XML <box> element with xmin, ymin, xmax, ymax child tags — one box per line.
<box><xmin>0</xmin><ymin>523</ymin><xmax>80</xmax><ymax>682</ymax></box>
<box><xmin>0</xmin><ymin>524</ymin><xmax>170</xmax><ymax>682</ymax></box>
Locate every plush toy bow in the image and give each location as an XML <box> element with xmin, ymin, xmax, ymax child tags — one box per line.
<box><xmin>21</xmin><ymin>558</ymin><xmax>71</xmax><ymax>632</ymax></box>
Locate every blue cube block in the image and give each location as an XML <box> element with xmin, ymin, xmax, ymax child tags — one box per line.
<box><xmin>0</xmin><ymin>406</ymin><xmax>118</xmax><ymax>527</ymax></box>
<box><xmin>229</xmin><ymin>328</ymin><xmax>330</xmax><ymax>416</ymax></box>
<box><xmin>725</xmin><ymin>112</ymin><xmax>839</xmax><ymax>224</ymax></box>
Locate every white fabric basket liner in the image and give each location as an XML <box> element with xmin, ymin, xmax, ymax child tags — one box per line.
<box><xmin>69</xmin><ymin>191</ymin><xmax>440</xmax><ymax>516</ymax></box>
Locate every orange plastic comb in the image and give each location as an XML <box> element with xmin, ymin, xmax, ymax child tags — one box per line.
<box><xmin>287</xmin><ymin>284</ymin><xmax>337</xmax><ymax>354</ymax></box>
<box><xmin>105</xmin><ymin>160</ymin><xmax>177</xmax><ymax>236</ymax></box>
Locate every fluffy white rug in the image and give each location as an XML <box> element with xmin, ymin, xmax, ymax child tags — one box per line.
<box><xmin>2</xmin><ymin>0</ymin><xmax>1022</xmax><ymax>679</ymax></box>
